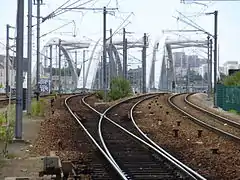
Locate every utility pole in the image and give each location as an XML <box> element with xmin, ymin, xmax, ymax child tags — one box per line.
<box><xmin>49</xmin><ymin>45</ymin><xmax>53</xmax><ymax>93</ymax></box>
<box><xmin>207</xmin><ymin>36</ymin><xmax>210</xmax><ymax>99</ymax></box>
<box><xmin>142</xmin><ymin>33</ymin><xmax>147</xmax><ymax>93</ymax></box>
<box><xmin>83</xmin><ymin>50</ymin><xmax>86</xmax><ymax>89</ymax></box>
<box><xmin>186</xmin><ymin>64</ymin><xmax>190</xmax><ymax>93</ymax></box>
<box><xmin>210</xmin><ymin>39</ymin><xmax>213</xmax><ymax>97</ymax></box>
<box><xmin>123</xmin><ymin>28</ymin><xmax>128</xmax><ymax>79</ymax></box>
<box><xmin>213</xmin><ymin>10</ymin><xmax>218</xmax><ymax>107</ymax></box>
<box><xmin>58</xmin><ymin>39</ymin><xmax>61</xmax><ymax>94</ymax></box>
<box><xmin>58</xmin><ymin>6</ymin><xmax>117</xmax><ymax>97</ymax></box>
<box><xmin>103</xmin><ymin>6</ymin><xmax>107</xmax><ymax>100</ymax></box>
<box><xmin>109</xmin><ymin>29</ymin><xmax>114</xmax><ymax>83</ymax></box>
<box><xmin>27</xmin><ymin>0</ymin><xmax>33</xmax><ymax>114</ymax></box>
<box><xmin>5</xmin><ymin>24</ymin><xmax>14</xmax><ymax>95</ymax></box>
<box><xmin>100</xmin><ymin>56</ymin><xmax>103</xmax><ymax>89</ymax></box>
<box><xmin>64</xmin><ymin>61</ymin><xmax>67</xmax><ymax>91</ymax></box>
<box><xmin>44</xmin><ymin>48</ymin><xmax>48</xmax><ymax>68</ymax></box>
<box><xmin>15</xmin><ymin>0</ymin><xmax>24</xmax><ymax>139</ymax></box>
<box><xmin>34</xmin><ymin>0</ymin><xmax>43</xmax><ymax>101</ymax></box>
<box><xmin>75</xmin><ymin>50</ymin><xmax>77</xmax><ymax>72</ymax></box>
<box><xmin>5</xmin><ymin>25</ymin><xmax>10</xmax><ymax>95</ymax></box>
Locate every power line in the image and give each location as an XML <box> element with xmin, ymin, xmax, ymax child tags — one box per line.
<box><xmin>109</xmin><ymin>12</ymin><xmax>134</xmax><ymax>40</ymax></box>
<box><xmin>177</xmin><ymin>11</ymin><xmax>206</xmax><ymax>32</ymax></box>
<box><xmin>42</xmin><ymin>0</ymin><xmax>79</xmax><ymax>22</ymax></box>
<box><xmin>40</xmin><ymin>21</ymin><xmax>76</xmax><ymax>38</ymax></box>
<box><xmin>42</xmin><ymin>0</ymin><xmax>95</xmax><ymax>22</ymax></box>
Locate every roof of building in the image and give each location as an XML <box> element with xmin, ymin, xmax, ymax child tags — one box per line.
<box><xmin>223</xmin><ymin>61</ymin><xmax>238</xmax><ymax>65</ymax></box>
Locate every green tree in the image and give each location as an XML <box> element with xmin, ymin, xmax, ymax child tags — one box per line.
<box><xmin>223</xmin><ymin>72</ymin><xmax>240</xmax><ymax>86</ymax></box>
<box><xmin>108</xmin><ymin>77</ymin><xmax>132</xmax><ymax>101</ymax></box>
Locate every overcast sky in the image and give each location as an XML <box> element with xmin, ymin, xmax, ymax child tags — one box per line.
<box><xmin>0</xmin><ymin>0</ymin><xmax>239</xmax><ymax>87</ymax></box>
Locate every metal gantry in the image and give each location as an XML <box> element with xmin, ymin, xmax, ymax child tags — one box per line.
<box><xmin>158</xmin><ymin>40</ymin><xmax>209</xmax><ymax>92</ymax></box>
<box><xmin>92</xmin><ymin>35</ymin><xmax>148</xmax><ymax>92</ymax></box>
<box><xmin>38</xmin><ymin>38</ymin><xmax>90</xmax><ymax>91</ymax></box>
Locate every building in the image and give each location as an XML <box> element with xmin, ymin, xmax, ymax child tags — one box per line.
<box><xmin>0</xmin><ymin>64</ymin><xmax>4</xmax><ymax>87</ymax></box>
<box><xmin>0</xmin><ymin>54</ymin><xmax>18</xmax><ymax>89</ymax></box>
<box><xmin>173</xmin><ymin>51</ymin><xmax>207</xmax><ymax>69</ymax></box>
<box><xmin>223</xmin><ymin>61</ymin><xmax>239</xmax><ymax>75</ymax></box>
<box><xmin>173</xmin><ymin>52</ymin><xmax>185</xmax><ymax>68</ymax></box>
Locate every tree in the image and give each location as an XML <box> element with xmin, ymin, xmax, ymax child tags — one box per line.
<box><xmin>223</xmin><ymin>72</ymin><xmax>240</xmax><ymax>86</ymax></box>
<box><xmin>108</xmin><ymin>77</ymin><xmax>132</xmax><ymax>101</ymax></box>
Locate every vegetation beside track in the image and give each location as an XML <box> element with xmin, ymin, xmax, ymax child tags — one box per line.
<box><xmin>223</xmin><ymin>71</ymin><xmax>240</xmax><ymax>86</ymax></box>
<box><xmin>0</xmin><ymin>105</ymin><xmax>15</xmax><ymax>141</ymax></box>
<box><xmin>31</xmin><ymin>98</ymin><xmax>49</xmax><ymax>117</ymax></box>
<box><xmin>96</xmin><ymin>77</ymin><xmax>132</xmax><ymax>101</ymax></box>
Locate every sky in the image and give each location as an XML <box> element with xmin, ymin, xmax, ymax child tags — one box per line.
<box><xmin>0</xmin><ymin>0</ymin><xmax>240</xmax><ymax>87</ymax></box>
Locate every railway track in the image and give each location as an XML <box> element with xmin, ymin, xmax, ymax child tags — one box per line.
<box><xmin>168</xmin><ymin>93</ymin><xmax>240</xmax><ymax>143</ymax></box>
<box><xmin>81</xmin><ymin>93</ymin><xmax>206</xmax><ymax>179</ymax></box>
<box><xmin>65</xmin><ymin>94</ymin><xmax>126</xmax><ymax>179</ymax></box>
<box><xmin>0</xmin><ymin>93</ymin><xmax>75</xmax><ymax>108</ymax></box>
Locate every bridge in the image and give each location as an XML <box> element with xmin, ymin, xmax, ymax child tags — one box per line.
<box><xmin>27</xmin><ymin>36</ymin><xmax>209</xmax><ymax>94</ymax></box>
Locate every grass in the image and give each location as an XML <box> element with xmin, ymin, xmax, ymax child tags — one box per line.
<box><xmin>31</xmin><ymin>98</ymin><xmax>48</xmax><ymax>117</ymax></box>
<box><xmin>0</xmin><ymin>105</ymin><xmax>15</xmax><ymax>141</ymax></box>
<box><xmin>228</xmin><ymin>109</ymin><xmax>240</xmax><ymax>116</ymax></box>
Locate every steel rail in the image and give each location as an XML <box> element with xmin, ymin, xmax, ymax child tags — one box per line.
<box><xmin>83</xmin><ymin>93</ymin><xmax>159</xmax><ymax>172</ymax></box>
<box><xmin>65</xmin><ymin>94</ymin><xmax>127</xmax><ymax>180</ymax></box>
<box><xmin>0</xmin><ymin>93</ymin><xmax>76</xmax><ymax>102</ymax></box>
<box><xmin>83</xmin><ymin>93</ymin><xmax>202</xmax><ymax>180</ymax></box>
<box><xmin>130</xmin><ymin>94</ymin><xmax>207</xmax><ymax>180</ymax></box>
<box><xmin>168</xmin><ymin>93</ymin><xmax>240</xmax><ymax>143</ymax></box>
<box><xmin>81</xmin><ymin>94</ymin><xmax>124</xmax><ymax>175</ymax></box>
<box><xmin>185</xmin><ymin>93</ymin><xmax>240</xmax><ymax>129</ymax></box>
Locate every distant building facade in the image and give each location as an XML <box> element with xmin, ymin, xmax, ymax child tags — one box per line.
<box><xmin>223</xmin><ymin>61</ymin><xmax>239</xmax><ymax>75</ymax></box>
<box><xmin>0</xmin><ymin>54</ymin><xmax>18</xmax><ymax>88</ymax></box>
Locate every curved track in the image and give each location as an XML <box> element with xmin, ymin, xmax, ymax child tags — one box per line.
<box><xmin>86</xmin><ymin>93</ymin><xmax>205</xmax><ymax>180</ymax></box>
<box><xmin>168</xmin><ymin>93</ymin><xmax>240</xmax><ymax>143</ymax></box>
<box><xmin>65</xmin><ymin>94</ymin><xmax>126</xmax><ymax>180</ymax></box>
<box><xmin>186</xmin><ymin>93</ymin><xmax>240</xmax><ymax>128</ymax></box>
<box><xmin>65</xmin><ymin>93</ymin><xmax>206</xmax><ymax>179</ymax></box>
<box><xmin>0</xmin><ymin>93</ymin><xmax>75</xmax><ymax>108</ymax></box>
<box><xmin>130</xmin><ymin>94</ymin><xmax>206</xmax><ymax>180</ymax></box>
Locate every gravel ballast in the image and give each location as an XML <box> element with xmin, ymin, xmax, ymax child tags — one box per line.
<box><xmin>133</xmin><ymin>94</ymin><xmax>240</xmax><ymax>180</ymax></box>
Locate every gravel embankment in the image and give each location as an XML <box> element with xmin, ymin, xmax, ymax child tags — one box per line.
<box><xmin>34</xmin><ymin>95</ymin><xmax>92</xmax><ymax>179</ymax></box>
<box><xmin>189</xmin><ymin>93</ymin><xmax>240</xmax><ymax>124</ymax></box>
<box><xmin>133</xmin><ymin>94</ymin><xmax>240</xmax><ymax>180</ymax></box>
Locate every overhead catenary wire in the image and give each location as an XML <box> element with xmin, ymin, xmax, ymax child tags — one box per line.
<box><xmin>54</xmin><ymin>0</ymin><xmax>96</xmax><ymax>17</ymax></box>
<box><xmin>46</xmin><ymin>0</ymin><xmax>71</xmax><ymax>18</ymax></box>
<box><xmin>42</xmin><ymin>0</ymin><xmax>95</xmax><ymax>22</ymax></box>
<box><xmin>40</xmin><ymin>21</ymin><xmax>76</xmax><ymax>38</ymax></box>
<box><xmin>177</xmin><ymin>10</ymin><xmax>208</xmax><ymax>33</ymax></box>
<box><xmin>42</xmin><ymin>0</ymin><xmax>80</xmax><ymax>22</ymax></box>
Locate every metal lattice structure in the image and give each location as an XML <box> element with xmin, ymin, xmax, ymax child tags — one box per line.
<box><xmin>33</xmin><ymin>38</ymin><xmax>90</xmax><ymax>90</ymax></box>
<box><xmin>158</xmin><ymin>40</ymin><xmax>208</xmax><ymax>92</ymax></box>
<box><xmin>91</xmin><ymin>39</ymin><xmax>146</xmax><ymax>90</ymax></box>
